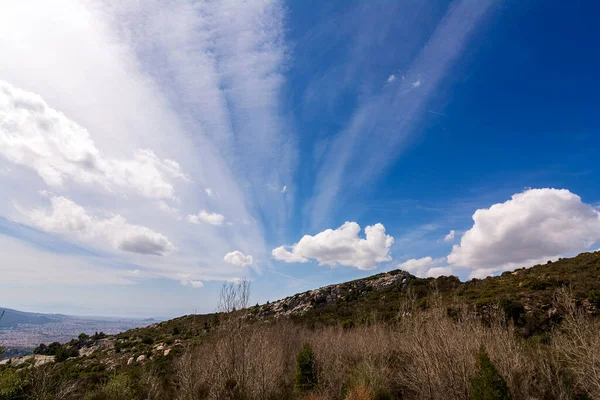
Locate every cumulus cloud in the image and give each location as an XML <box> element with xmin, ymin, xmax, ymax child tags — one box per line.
<box><xmin>397</xmin><ymin>256</ymin><xmax>451</xmax><ymax>278</ymax></box>
<box><xmin>272</xmin><ymin>222</ymin><xmax>394</xmax><ymax>270</ymax></box>
<box><xmin>469</xmin><ymin>268</ymin><xmax>497</xmax><ymax>280</ymax></box>
<box><xmin>224</xmin><ymin>251</ymin><xmax>253</xmax><ymax>267</ymax></box>
<box><xmin>448</xmin><ymin>188</ymin><xmax>600</xmax><ymax>274</ymax></box>
<box><xmin>187</xmin><ymin>210</ymin><xmax>225</xmax><ymax>226</ymax></box>
<box><xmin>0</xmin><ymin>81</ymin><xmax>187</xmax><ymax>200</ymax></box>
<box><xmin>444</xmin><ymin>230</ymin><xmax>456</xmax><ymax>242</ymax></box>
<box><xmin>179</xmin><ymin>276</ymin><xmax>204</xmax><ymax>288</ymax></box>
<box><xmin>387</xmin><ymin>74</ymin><xmax>396</xmax><ymax>83</ymax></box>
<box><xmin>19</xmin><ymin>196</ymin><xmax>175</xmax><ymax>256</ymax></box>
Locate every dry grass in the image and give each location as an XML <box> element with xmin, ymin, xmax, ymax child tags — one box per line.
<box><xmin>171</xmin><ymin>292</ymin><xmax>600</xmax><ymax>400</ymax></box>
<box><xmin>20</xmin><ymin>287</ymin><xmax>598</xmax><ymax>400</ymax></box>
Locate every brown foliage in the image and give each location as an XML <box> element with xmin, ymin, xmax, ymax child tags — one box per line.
<box><xmin>173</xmin><ymin>295</ymin><xmax>598</xmax><ymax>400</ymax></box>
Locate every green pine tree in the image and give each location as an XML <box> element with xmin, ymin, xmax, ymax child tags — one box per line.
<box><xmin>295</xmin><ymin>343</ymin><xmax>318</xmax><ymax>392</ymax></box>
<box><xmin>470</xmin><ymin>345</ymin><xmax>511</xmax><ymax>400</ymax></box>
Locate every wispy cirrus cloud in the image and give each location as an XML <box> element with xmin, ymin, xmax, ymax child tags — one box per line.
<box><xmin>112</xmin><ymin>0</ymin><xmax>294</xmax><ymax>231</ymax></box>
<box><xmin>0</xmin><ymin>0</ymin><xmax>289</xmax><ymax>305</ymax></box>
<box><xmin>309</xmin><ymin>0</ymin><xmax>495</xmax><ymax>229</ymax></box>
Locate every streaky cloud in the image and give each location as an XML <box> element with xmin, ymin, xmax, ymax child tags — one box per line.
<box><xmin>309</xmin><ymin>0</ymin><xmax>495</xmax><ymax>229</ymax></box>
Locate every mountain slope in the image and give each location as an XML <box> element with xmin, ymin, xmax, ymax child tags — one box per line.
<box><xmin>2</xmin><ymin>251</ymin><xmax>600</xmax><ymax>399</ymax></box>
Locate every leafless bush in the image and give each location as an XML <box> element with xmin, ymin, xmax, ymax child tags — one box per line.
<box><xmin>217</xmin><ymin>279</ymin><xmax>251</xmax><ymax>314</ymax></box>
<box><xmin>140</xmin><ymin>368</ymin><xmax>165</xmax><ymax>400</ymax></box>
<box><xmin>27</xmin><ymin>365</ymin><xmax>78</xmax><ymax>400</ymax></box>
<box><xmin>172</xmin><ymin>289</ymin><xmax>600</xmax><ymax>400</ymax></box>
<box><xmin>552</xmin><ymin>288</ymin><xmax>600</xmax><ymax>398</ymax></box>
<box><xmin>175</xmin><ymin>322</ymin><xmax>304</xmax><ymax>399</ymax></box>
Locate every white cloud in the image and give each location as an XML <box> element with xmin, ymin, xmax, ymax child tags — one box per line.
<box><xmin>469</xmin><ymin>268</ymin><xmax>497</xmax><ymax>280</ymax></box>
<box><xmin>0</xmin><ymin>0</ymin><xmax>284</xmax><ymax>314</ymax></box>
<box><xmin>18</xmin><ymin>196</ymin><xmax>175</xmax><ymax>256</ymax></box>
<box><xmin>444</xmin><ymin>230</ymin><xmax>456</xmax><ymax>242</ymax></box>
<box><xmin>187</xmin><ymin>210</ymin><xmax>225</xmax><ymax>226</ymax></box>
<box><xmin>387</xmin><ymin>74</ymin><xmax>396</xmax><ymax>83</ymax></box>
<box><xmin>177</xmin><ymin>273</ymin><xmax>204</xmax><ymax>288</ymax></box>
<box><xmin>0</xmin><ymin>80</ymin><xmax>187</xmax><ymax>200</ymax></box>
<box><xmin>182</xmin><ymin>279</ymin><xmax>204</xmax><ymax>288</ymax></box>
<box><xmin>448</xmin><ymin>188</ymin><xmax>600</xmax><ymax>270</ymax></box>
<box><xmin>427</xmin><ymin>266</ymin><xmax>453</xmax><ymax>278</ymax></box>
<box><xmin>397</xmin><ymin>256</ymin><xmax>451</xmax><ymax>278</ymax></box>
<box><xmin>272</xmin><ymin>222</ymin><xmax>394</xmax><ymax>270</ymax></box>
<box><xmin>412</xmin><ymin>79</ymin><xmax>422</xmax><ymax>87</ymax></box>
<box><xmin>157</xmin><ymin>201</ymin><xmax>179</xmax><ymax>215</ymax></box>
<box><xmin>281</xmin><ymin>185</ymin><xmax>287</xmax><ymax>193</ymax></box>
<box><xmin>119</xmin><ymin>0</ymin><xmax>293</xmax><ymax>230</ymax></box>
<box><xmin>205</xmin><ymin>188</ymin><xmax>213</xmax><ymax>197</ymax></box>
<box><xmin>224</xmin><ymin>251</ymin><xmax>253</xmax><ymax>267</ymax></box>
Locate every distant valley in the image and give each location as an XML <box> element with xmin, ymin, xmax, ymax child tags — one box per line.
<box><xmin>0</xmin><ymin>308</ymin><xmax>152</xmax><ymax>359</ymax></box>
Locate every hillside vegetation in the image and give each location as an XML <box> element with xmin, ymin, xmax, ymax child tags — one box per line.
<box><xmin>1</xmin><ymin>251</ymin><xmax>600</xmax><ymax>400</ymax></box>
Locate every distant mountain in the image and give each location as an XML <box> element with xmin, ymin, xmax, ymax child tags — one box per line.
<box><xmin>0</xmin><ymin>308</ymin><xmax>59</xmax><ymax>328</ymax></box>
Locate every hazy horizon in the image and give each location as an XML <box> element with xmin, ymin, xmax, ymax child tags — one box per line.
<box><xmin>1</xmin><ymin>0</ymin><xmax>600</xmax><ymax>317</ymax></box>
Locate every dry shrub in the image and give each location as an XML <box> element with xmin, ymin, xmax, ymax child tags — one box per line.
<box><xmin>310</xmin><ymin>324</ymin><xmax>397</xmax><ymax>399</ymax></box>
<box><xmin>139</xmin><ymin>368</ymin><xmax>166</xmax><ymax>400</ymax></box>
<box><xmin>175</xmin><ymin>321</ymin><xmax>304</xmax><ymax>399</ymax></box>
<box><xmin>173</xmin><ymin>289</ymin><xmax>600</xmax><ymax>400</ymax></box>
<box><xmin>344</xmin><ymin>384</ymin><xmax>373</xmax><ymax>400</ymax></box>
<box><xmin>300</xmin><ymin>393</ymin><xmax>329</xmax><ymax>400</ymax></box>
<box><xmin>552</xmin><ymin>288</ymin><xmax>600</xmax><ymax>398</ymax></box>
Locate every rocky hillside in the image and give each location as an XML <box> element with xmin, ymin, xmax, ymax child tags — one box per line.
<box><xmin>3</xmin><ymin>251</ymin><xmax>600</xmax><ymax>371</ymax></box>
<box><xmin>254</xmin><ymin>270</ymin><xmax>412</xmax><ymax>318</ymax></box>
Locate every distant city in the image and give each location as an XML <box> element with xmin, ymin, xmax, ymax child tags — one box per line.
<box><xmin>0</xmin><ymin>308</ymin><xmax>153</xmax><ymax>359</ymax></box>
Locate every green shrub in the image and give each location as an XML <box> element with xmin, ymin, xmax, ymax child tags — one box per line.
<box><xmin>470</xmin><ymin>346</ymin><xmax>511</xmax><ymax>400</ymax></box>
<box><xmin>0</xmin><ymin>368</ymin><xmax>27</xmax><ymax>399</ymax></box>
<box><xmin>588</xmin><ymin>289</ymin><xmax>600</xmax><ymax>306</ymax></box>
<box><xmin>85</xmin><ymin>373</ymin><xmax>135</xmax><ymax>400</ymax></box>
<box><xmin>499</xmin><ymin>299</ymin><xmax>525</xmax><ymax>326</ymax></box>
<box><xmin>91</xmin><ymin>332</ymin><xmax>107</xmax><ymax>341</ymax></box>
<box><xmin>55</xmin><ymin>346</ymin><xmax>79</xmax><ymax>362</ymax></box>
<box><xmin>141</xmin><ymin>336</ymin><xmax>154</xmax><ymax>345</ymax></box>
<box><xmin>295</xmin><ymin>343</ymin><xmax>318</xmax><ymax>392</ymax></box>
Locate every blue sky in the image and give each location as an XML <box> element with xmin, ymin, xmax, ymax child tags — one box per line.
<box><xmin>1</xmin><ymin>0</ymin><xmax>599</xmax><ymax>318</ymax></box>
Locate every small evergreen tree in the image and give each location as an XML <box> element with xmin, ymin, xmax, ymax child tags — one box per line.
<box><xmin>295</xmin><ymin>343</ymin><xmax>318</xmax><ymax>392</ymax></box>
<box><xmin>470</xmin><ymin>345</ymin><xmax>511</xmax><ymax>400</ymax></box>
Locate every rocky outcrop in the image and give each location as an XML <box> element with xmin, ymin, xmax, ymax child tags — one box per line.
<box><xmin>253</xmin><ymin>270</ymin><xmax>412</xmax><ymax>318</ymax></box>
<box><xmin>0</xmin><ymin>354</ymin><xmax>54</xmax><ymax>367</ymax></box>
